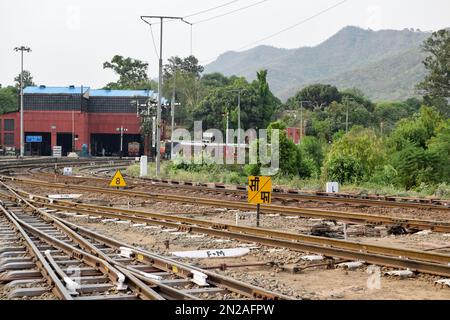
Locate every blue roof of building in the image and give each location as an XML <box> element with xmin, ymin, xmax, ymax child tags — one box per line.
<box><xmin>24</xmin><ymin>86</ymin><xmax>90</xmax><ymax>94</ymax></box>
<box><xmin>23</xmin><ymin>86</ymin><xmax>168</xmax><ymax>104</ymax></box>
<box><xmin>90</xmin><ymin>89</ymin><xmax>153</xmax><ymax>97</ymax></box>
<box><xmin>90</xmin><ymin>89</ymin><xmax>168</xmax><ymax>104</ymax></box>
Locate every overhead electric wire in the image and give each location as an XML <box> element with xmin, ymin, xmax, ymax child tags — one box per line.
<box><xmin>150</xmin><ymin>0</ymin><xmax>243</xmax><ymax>25</ymax></box>
<box><xmin>200</xmin><ymin>0</ymin><xmax>349</xmax><ymax>64</ymax></box>
<box><xmin>184</xmin><ymin>0</ymin><xmax>242</xmax><ymax>18</ymax></box>
<box><xmin>192</xmin><ymin>0</ymin><xmax>269</xmax><ymax>25</ymax></box>
<box><xmin>237</xmin><ymin>0</ymin><xmax>348</xmax><ymax>50</ymax></box>
<box><xmin>148</xmin><ymin>23</ymin><xmax>160</xmax><ymax>59</ymax></box>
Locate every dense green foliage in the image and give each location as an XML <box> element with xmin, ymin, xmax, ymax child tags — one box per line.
<box><xmin>0</xmin><ymin>86</ymin><xmax>18</xmax><ymax>114</ymax></box>
<box><xmin>14</xmin><ymin>70</ymin><xmax>35</xmax><ymax>89</ymax></box>
<box><xmin>191</xmin><ymin>69</ymin><xmax>280</xmax><ymax>131</ymax></box>
<box><xmin>0</xmin><ymin>70</ymin><xmax>35</xmax><ymax>115</ymax></box>
<box><xmin>417</xmin><ymin>29</ymin><xmax>450</xmax><ymax>99</ymax></box>
<box><xmin>323</xmin><ymin>127</ymin><xmax>386</xmax><ymax>183</ymax></box>
<box><xmin>286</xmin><ymin>84</ymin><xmax>341</xmax><ymax>109</ymax></box>
<box><xmin>103</xmin><ymin>55</ymin><xmax>156</xmax><ymax>90</ymax></box>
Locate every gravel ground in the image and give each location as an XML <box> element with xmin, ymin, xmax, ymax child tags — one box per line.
<box><xmin>56</xmin><ymin>215</ymin><xmax>450</xmax><ymax>300</ymax></box>
<box><xmin>3</xmin><ymin>176</ymin><xmax>450</xmax><ymax>300</ymax></box>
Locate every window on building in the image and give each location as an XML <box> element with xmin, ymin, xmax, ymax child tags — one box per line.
<box><xmin>4</xmin><ymin>133</ymin><xmax>14</xmax><ymax>145</ymax></box>
<box><xmin>4</xmin><ymin>119</ymin><xmax>15</xmax><ymax>131</ymax></box>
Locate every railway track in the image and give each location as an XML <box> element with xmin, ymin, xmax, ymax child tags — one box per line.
<box><xmin>0</xmin><ymin>182</ymin><xmax>287</xmax><ymax>300</ymax></box>
<box><xmin>0</xmin><ymin>158</ymin><xmax>134</xmax><ymax>176</ymax></box>
<box><xmin>2</xmin><ymin>183</ymin><xmax>450</xmax><ymax>278</ymax></box>
<box><xmin>82</xmin><ymin>165</ymin><xmax>450</xmax><ymax>211</ymax></box>
<box><xmin>7</xmin><ymin>159</ymin><xmax>450</xmax><ymax>211</ymax></box>
<box><xmin>3</xmin><ymin>175</ymin><xmax>450</xmax><ymax>233</ymax></box>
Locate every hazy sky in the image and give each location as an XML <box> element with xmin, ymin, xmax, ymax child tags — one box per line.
<box><xmin>1</xmin><ymin>0</ymin><xmax>449</xmax><ymax>89</ymax></box>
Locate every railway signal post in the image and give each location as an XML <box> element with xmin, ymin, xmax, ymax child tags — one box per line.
<box><xmin>248</xmin><ymin>176</ymin><xmax>272</xmax><ymax>227</ymax></box>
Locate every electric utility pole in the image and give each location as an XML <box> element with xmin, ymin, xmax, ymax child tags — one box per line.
<box><xmin>14</xmin><ymin>46</ymin><xmax>31</xmax><ymax>157</ymax></box>
<box><xmin>227</xmin><ymin>89</ymin><xmax>245</xmax><ymax>147</ymax></box>
<box><xmin>141</xmin><ymin>15</ymin><xmax>191</xmax><ymax>176</ymax></box>
<box><xmin>343</xmin><ymin>97</ymin><xmax>355</xmax><ymax>133</ymax></box>
<box><xmin>298</xmin><ymin>100</ymin><xmax>310</xmax><ymax>141</ymax></box>
<box><xmin>170</xmin><ymin>71</ymin><xmax>180</xmax><ymax>159</ymax></box>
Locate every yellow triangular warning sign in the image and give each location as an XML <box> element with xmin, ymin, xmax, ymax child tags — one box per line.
<box><xmin>109</xmin><ymin>170</ymin><xmax>127</xmax><ymax>187</ymax></box>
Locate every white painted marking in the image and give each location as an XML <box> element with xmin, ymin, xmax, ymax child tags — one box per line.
<box><xmin>171</xmin><ymin>247</ymin><xmax>250</xmax><ymax>259</ymax></box>
<box><xmin>161</xmin><ymin>228</ymin><xmax>179</xmax><ymax>233</ymax></box>
<box><xmin>191</xmin><ymin>270</ymin><xmax>208</xmax><ymax>286</ymax></box>
<box><xmin>435</xmin><ymin>279</ymin><xmax>450</xmax><ymax>287</ymax></box>
<box><xmin>385</xmin><ymin>269</ymin><xmax>414</xmax><ymax>278</ymax></box>
<box><xmin>73</xmin><ymin>214</ymin><xmax>88</xmax><ymax>218</ymax></box>
<box><xmin>301</xmin><ymin>255</ymin><xmax>324</xmax><ymax>261</ymax></box>
<box><xmin>114</xmin><ymin>220</ymin><xmax>131</xmax><ymax>225</ymax></box>
<box><xmin>338</xmin><ymin>261</ymin><xmax>365</xmax><ymax>269</ymax></box>
<box><xmin>119</xmin><ymin>247</ymin><xmax>133</xmax><ymax>258</ymax></box>
<box><xmin>132</xmin><ymin>224</ymin><xmax>147</xmax><ymax>228</ymax></box>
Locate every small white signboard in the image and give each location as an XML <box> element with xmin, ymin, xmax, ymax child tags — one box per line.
<box><xmin>326</xmin><ymin>182</ymin><xmax>339</xmax><ymax>193</ymax></box>
<box><xmin>48</xmin><ymin>194</ymin><xmax>82</xmax><ymax>200</ymax></box>
<box><xmin>63</xmin><ymin>167</ymin><xmax>73</xmax><ymax>176</ymax></box>
<box><xmin>53</xmin><ymin>146</ymin><xmax>62</xmax><ymax>158</ymax></box>
<box><xmin>171</xmin><ymin>247</ymin><xmax>250</xmax><ymax>259</ymax></box>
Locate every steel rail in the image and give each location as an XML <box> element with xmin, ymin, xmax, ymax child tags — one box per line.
<box><xmin>6</xmin><ymin>187</ymin><xmax>450</xmax><ymax>277</ymax></box>
<box><xmin>3</xmin><ymin>175</ymin><xmax>450</xmax><ymax>233</ymax></box>
<box><xmin>132</xmin><ymin>176</ymin><xmax>450</xmax><ymax>211</ymax></box>
<box><xmin>1</xmin><ymin>184</ymin><xmax>167</xmax><ymax>300</ymax></box>
<box><xmin>3</xmin><ymin>158</ymin><xmax>450</xmax><ymax>210</ymax></box>
<box><xmin>0</xmin><ymin>158</ymin><xmax>132</xmax><ymax>171</ymax></box>
<box><xmin>0</xmin><ymin>204</ymin><xmax>72</xmax><ymax>299</ymax></box>
<box><xmin>57</xmin><ymin>217</ymin><xmax>291</xmax><ymax>300</ymax></box>
<box><xmin>1</xmin><ymin>182</ymin><xmax>288</xmax><ymax>300</ymax></box>
<box><xmin>24</xmin><ymin>167</ymin><xmax>450</xmax><ymax>211</ymax></box>
<box><xmin>56</xmin><ymin>161</ymin><xmax>450</xmax><ymax>210</ymax></box>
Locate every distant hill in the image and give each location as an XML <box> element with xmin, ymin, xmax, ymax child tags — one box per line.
<box><xmin>204</xmin><ymin>26</ymin><xmax>432</xmax><ymax>101</ymax></box>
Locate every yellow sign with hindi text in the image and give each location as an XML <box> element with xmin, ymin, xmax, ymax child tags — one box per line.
<box><xmin>248</xmin><ymin>176</ymin><xmax>272</xmax><ymax>204</ymax></box>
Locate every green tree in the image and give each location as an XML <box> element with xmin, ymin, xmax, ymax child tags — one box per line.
<box><xmin>0</xmin><ymin>86</ymin><xmax>18</xmax><ymax>114</ymax></box>
<box><xmin>417</xmin><ymin>29</ymin><xmax>450</xmax><ymax>99</ymax></box>
<box><xmin>388</xmin><ymin>106</ymin><xmax>443</xmax><ymax>150</ymax></box>
<box><xmin>323</xmin><ymin>127</ymin><xmax>386</xmax><ymax>183</ymax></box>
<box><xmin>163</xmin><ymin>55</ymin><xmax>204</xmax><ymax>80</ymax></box>
<box><xmin>341</xmin><ymin>88</ymin><xmax>374</xmax><ymax>112</ymax></box>
<box><xmin>323</xmin><ymin>154</ymin><xmax>364</xmax><ymax>184</ymax></box>
<box><xmin>200</xmin><ymin>73</ymin><xmax>231</xmax><ymax>88</ymax></box>
<box><xmin>287</xmin><ymin>84</ymin><xmax>341</xmax><ymax>110</ymax></box>
<box><xmin>300</xmin><ymin>137</ymin><xmax>324</xmax><ymax>170</ymax></box>
<box><xmin>374</xmin><ymin>101</ymin><xmax>411</xmax><ymax>134</ymax></box>
<box><xmin>391</xmin><ymin>143</ymin><xmax>439</xmax><ymax>189</ymax></box>
<box><xmin>267</xmin><ymin>120</ymin><xmax>301</xmax><ymax>176</ymax></box>
<box><xmin>387</xmin><ymin>107</ymin><xmax>445</xmax><ymax>189</ymax></box>
<box><xmin>163</xmin><ymin>56</ymin><xmax>205</xmax><ymax>124</ymax></box>
<box><xmin>426</xmin><ymin>119</ymin><xmax>450</xmax><ymax>183</ymax></box>
<box><xmin>192</xmin><ymin>71</ymin><xmax>280</xmax><ymax>131</ymax></box>
<box><xmin>103</xmin><ymin>55</ymin><xmax>154</xmax><ymax>89</ymax></box>
<box><xmin>14</xmin><ymin>70</ymin><xmax>35</xmax><ymax>89</ymax></box>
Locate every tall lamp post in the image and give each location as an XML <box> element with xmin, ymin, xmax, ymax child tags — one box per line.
<box><xmin>14</xmin><ymin>46</ymin><xmax>32</xmax><ymax>157</ymax></box>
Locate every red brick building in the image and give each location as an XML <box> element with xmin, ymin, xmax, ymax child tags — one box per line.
<box><xmin>0</xmin><ymin>86</ymin><xmax>161</xmax><ymax>156</ymax></box>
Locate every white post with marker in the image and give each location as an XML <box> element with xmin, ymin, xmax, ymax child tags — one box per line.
<box><xmin>140</xmin><ymin>156</ymin><xmax>148</xmax><ymax>177</ymax></box>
